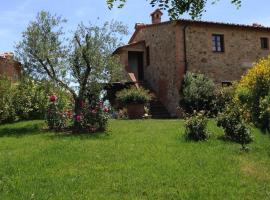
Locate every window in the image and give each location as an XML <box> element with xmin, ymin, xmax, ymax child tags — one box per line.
<box><xmin>222</xmin><ymin>81</ymin><xmax>232</xmax><ymax>87</ymax></box>
<box><xmin>146</xmin><ymin>46</ymin><xmax>150</xmax><ymax>66</ymax></box>
<box><xmin>260</xmin><ymin>37</ymin><xmax>269</xmax><ymax>49</ymax></box>
<box><xmin>212</xmin><ymin>34</ymin><xmax>224</xmax><ymax>52</ymax></box>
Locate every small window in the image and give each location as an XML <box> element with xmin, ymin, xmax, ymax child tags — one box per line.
<box><xmin>212</xmin><ymin>34</ymin><xmax>225</xmax><ymax>52</ymax></box>
<box><xmin>146</xmin><ymin>46</ymin><xmax>150</xmax><ymax>66</ymax></box>
<box><xmin>260</xmin><ymin>37</ymin><xmax>269</xmax><ymax>49</ymax></box>
<box><xmin>222</xmin><ymin>81</ymin><xmax>232</xmax><ymax>87</ymax></box>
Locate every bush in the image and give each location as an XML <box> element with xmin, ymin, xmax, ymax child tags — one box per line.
<box><xmin>0</xmin><ymin>75</ymin><xmax>72</xmax><ymax>124</ymax></box>
<box><xmin>180</xmin><ymin>72</ymin><xmax>216</xmax><ymax>114</ymax></box>
<box><xmin>0</xmin><ymin>76</ymin><xmax>16</xmax><ymax>123</ymax></box>
<box><xmin>46</xmin><ymin>95</ymin><xmax>69</xmax><ymax>131</ymax></box>
<box><xmin>184</xmin><ymin>111</ymin><xmax>209</xmax><ymax>141</ymax></box>
<box><xmin>211</xmin><ymin>85</ymin><xmax>235</xmax><ymax>115</ymax></box>
<box><xmin>81</xmin><ymin>100</ymin><xmax>110</xmax><ymax>132</ymax></box>
<box><xmin>217</xmin><ymin>106</ymin><xmax>252</xmax><ymax>150</ymax></box>
<box><xmin>259</xmin><ymin>94</ymin><xmax>270</xmax><ymax>131</ymax></box>
<box><xmin>235</xmin><ymin>55</ymin><xmax>270</xmax><ymax>131</ymax></box>
<box><xmin>116</xmin><ymin>86</ymin><xmax>151</xmax><ymax>105</ymax></box>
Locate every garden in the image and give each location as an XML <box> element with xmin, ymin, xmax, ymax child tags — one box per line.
<box><xmin>0</xmin><ymin>10</ymin><xmax>270</xmax><ymax>199</ymax></box>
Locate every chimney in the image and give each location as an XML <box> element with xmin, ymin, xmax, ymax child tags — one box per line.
<box><xmin>0</xmin><ymin>52</ymin><xmax>14</xmax><ymax>60</ymax></box>
<box><xmin>151</xmin><ymin>9</ymin><xmax>163</xmax><ymax>24</ymax></box>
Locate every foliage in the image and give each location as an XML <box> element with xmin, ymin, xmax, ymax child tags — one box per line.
<box><xmin>180</xmin><ymin>72</ymin><xmax>216</xmax><ymax>114</ymax></box>
<box><xmin>0</xmin><ymin>76</ymin><xmax>16</xmax><ymax>123</ymax></box>
<box><xmin>0</xmin><ymin>75</ymin><xmax>71</xmax><ymax>124</ymax></box>
<box><xmin>81</xmin><ymin>100</ymin><xmax>110</xmax><ymax>132</ymax></box>
<box><xmin>258</xmin><ymin>93</ymin><xmax>270</xmax><ymax>132</ymax></box>
<box><xmin>107</xmin><ymin>0</ymin><xmax>242</xmax><ymax>19</ymax></box>
<box><xmin>235</xmin><ymin>55</ymin><xmax>270</xmax><ymax>132</ymax></box>
<box><xmin>46</xmin><ymin>95</ymin><xmax>69</xmax><ymax>131</ymax></box>
<box><xmin>16</xmin><ymin>11</ymin><xmax>128</xmax><ymax>132</ymax></box>
<box><xmin>211</xmin><ymin>85</ymin><xmax>235</xmax><ymax>115</ymax></box>
<box><xmin>116</xmin><ymin>86</ymin><xmax>151</xmax><ymax>105</ymax></box>
<box><xmin>184</xmin><ymin>111</ymin><xmax>209</xmax><ymax>141</ymax></box>
<box><xmin>217</xmin><ymin>105</ymin><xmax>252</xmax><ymax>150</ymax></box>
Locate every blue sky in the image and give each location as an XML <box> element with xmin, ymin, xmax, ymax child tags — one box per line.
<box><xmin>1</xmin><ymin>0</ymin><xmax>270</xmax><ymax>52</ymax></box>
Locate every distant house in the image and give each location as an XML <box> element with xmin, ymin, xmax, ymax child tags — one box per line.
<box><xmin>0</xmin><ymin>52</ymin><xmax>21</xmax><ymax>81</ymax></box>
<box><xmin>114</xmin><ymin>9</ymin><xmax>270</xmax><ymax>117</ymax></box>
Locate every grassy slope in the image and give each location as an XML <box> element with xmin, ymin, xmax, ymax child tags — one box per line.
<box><xmin>0</xmin><ymin>120</ymin><xmax>270</xmax><ymax>200</ymax></box>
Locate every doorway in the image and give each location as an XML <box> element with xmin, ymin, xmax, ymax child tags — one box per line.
<box><xmin>128</xmin><ymin>51</ymin><xmax>144</xmax><ymax>81</ymax></box>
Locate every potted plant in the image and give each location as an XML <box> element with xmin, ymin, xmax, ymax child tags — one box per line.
<box><xmin>116</xmin><ymin>86</ymin><xmax>151</xmax><ymax>119</ymax></box>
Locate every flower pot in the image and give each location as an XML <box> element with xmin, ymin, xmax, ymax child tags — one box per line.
<box><xmin>126</xmin><ymin>104</ymin><xmax>145</xmax><ymax>119</ymax></box>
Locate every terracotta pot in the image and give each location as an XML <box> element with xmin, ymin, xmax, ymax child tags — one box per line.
<box><xmin>126</xmin><ymin>104</ymin><xmax>145</xmax><ymax>119</ymax></box>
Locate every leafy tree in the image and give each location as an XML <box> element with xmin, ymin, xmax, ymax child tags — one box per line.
<box><xmin>16</xmin><ymin>11</ymin><xmax>127</xmax><ymax>131</ymax></box>
<box><xmin>107</xmin><ymin>0</ymin><xmax>242</xmax><ymax>19</ymax></box>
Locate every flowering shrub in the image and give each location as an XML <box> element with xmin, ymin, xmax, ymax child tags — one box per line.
<box><xmin>184</xmin><ymin>111</ymin><xmax>210</xmax><ymax>141</ymax></box>
<box><xmin>46</xmin><ymin>95</ymin><xmax>69</xmax><ymax>131</ymax></box>
<box><xmin>235</xmin><ymin>55</ymin><xmax>270</xmax><ymax>131</ymax></box>
<box><xmin>0</xmin><ymin>75</ymin><xmax>72</xmax><ymax>124</ymax></box>
<box><xmin>81</xmin><ymin>100</ymin><xmax>110</xmax><ymax>132</ymax></box>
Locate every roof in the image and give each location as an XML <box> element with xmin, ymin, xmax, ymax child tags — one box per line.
<box><xmin>129</xmin><ymin>19</ymin><xmax>270</xmax><ymax>44</ymax></box>
<box><xmin>113</xmin><ymin>41</ymin><xmax>145</xmax><ymax>54</ymax></box>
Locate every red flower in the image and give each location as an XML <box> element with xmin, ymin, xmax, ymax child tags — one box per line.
<box><xmin>104</xmin><ymin>107</ymin><xmax>109</xmax><ymax>113</ymax></box>
<box><xmin>80</xmin><ymin>100</ymin><xmax>85</xmax><ymax>108</ymax></box>
<box><xmin>76</xmin><ymin>115</ymin><xmax>82</xmax><ymax>122</ymax></box>
<box><xmin>49</xmin><ymin>95</ymin><xmax>57</xmax><ymax>102</ymax></box>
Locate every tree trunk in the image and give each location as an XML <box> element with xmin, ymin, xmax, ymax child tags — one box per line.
<box><xmin>73</xmin><ymin>97</ymin><xmax>83</xmax><ymax>133</ymax></box>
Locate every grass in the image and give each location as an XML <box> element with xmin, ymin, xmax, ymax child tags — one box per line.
<box><xmin>0</xmin><ymin>120</ymin><xmax>270</xmax><ymax>200</ymax></box>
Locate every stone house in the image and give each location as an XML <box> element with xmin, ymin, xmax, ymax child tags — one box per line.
<box><xmin>0</xmin><ymin>52</ymin><xmax>21</xmax><ymax>81</ymax></box>
<box><xmin>114</xmin><ymin>9</ymin><xmax>270</xmax><ymax>117</ymax></box>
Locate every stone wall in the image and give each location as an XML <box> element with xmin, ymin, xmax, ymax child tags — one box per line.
<box><xmin>185</xmin><ymin>23</ymin><xmax>270</xmax><ymax>83</ymax></box>
<box><xmin>0</xmin><ymin>57</ymin><xmax>21</xmax><ymax>81</ymax></box>
<box><xmin>118</xmin><ymin>21</ymin><xmax>270</xmax><ymax>117</ymax></box>
<box><xmin>131</xmin><ymin>23</ymin><xmax>186</xmax><ymax>116</ymax></box>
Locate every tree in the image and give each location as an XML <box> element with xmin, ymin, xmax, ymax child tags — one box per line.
<box><xmin>16</xmin><ymin>11</ymin><xmax>128</xmax><ymax>131</ymax></box>
<box><xmin>106</xmin><ymin>0</ymin><xmax>242</xmax><ymax>19</ymax></box>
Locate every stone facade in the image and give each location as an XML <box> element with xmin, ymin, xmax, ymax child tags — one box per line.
<box><xmin>114</xmin><ymin>10</ymin><xmax>270</xmax><ymax>116</ymax></box>
<box><xmin>0</xmin><ymin>52</ymin><xmax>21</xmax><ymax>81</ymax></box>
<box><xmin>185</xmin><ymin>23</ymin><xmax>270</xmax><ymax>82</ymax></box>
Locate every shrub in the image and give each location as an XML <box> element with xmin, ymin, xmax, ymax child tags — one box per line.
<box><xmin>184</xmin><ymin>111</ymin><xmax>209</xmax><ymax>141</ymax></box>
<box><xmin>180</xmin><ymin>72</ymin><xmax>216</xmax><ymax>114</ymax></box>
<box><xmin>211</xmin><ymin>85</ymin><xmax>235</xmax><ymax>115</ymax></box>
<box><xmin>116</xmin><ymin>86</ymin><xmax>151</xmax><ymax>105</ymax></box>
<box><xmin>0</xmin><ymin>76</ymin><xmax>16</xmax><ymax>123</ymax></box>
<box><xmin>13</xmin><ymin>77</ymin><xmax>72</xmax><ymax>121</ymax></box>
<box><xmin>46</xmin><ymin>95</ymin><xmax>68</xmax><ymax>131</ymax></box>
<box><xmin>81</xmin><ymin>100</ymin><xmax>110</xmax><ymax>132</ymax></box>
<box><xmin>0</xmin><ymin>75</ymin><xmax>72</xmax><ymax>124</ymax></box>
<box><xmin>235</xmin><ymin>55</ymin><xmax>270</xmax><ymax>131</ymax></box>
<box><xmin>258</xmin><ymin>94</ymin><xmax>270</xmax><ymax>132</ymax></box>
<box><xmin>217</xmin><ymin>106</ymin><xmax>252</xmax><ymax>150</ymax></box>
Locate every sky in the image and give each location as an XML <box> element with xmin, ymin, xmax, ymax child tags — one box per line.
<box><xmin>1</xmin><ymin>0</ymin><xmax>270</xmax><ymax>52</ymax></box>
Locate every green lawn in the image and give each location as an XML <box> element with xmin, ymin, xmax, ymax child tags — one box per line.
<box><xmin>0</xmin><ymin>120</ymin><xmax>270</xmax><ymax>200</ymax></box>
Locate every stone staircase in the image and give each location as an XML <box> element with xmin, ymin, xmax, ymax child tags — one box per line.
<box><xmin>140</xmin><ymin>82</ymin><xmax>171</xmax><ymax>119</ymax></box>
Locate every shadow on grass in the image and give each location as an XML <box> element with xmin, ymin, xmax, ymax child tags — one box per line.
<box><xmin>0</xmin><ymin>123</ymin><xmax>43</xmax><ymax>137</ymax></box>
<box><xmin>217</xmin><ymin>135</ymin><xmax>236</xmax><ymax>144</ymax></box>
<box><xmin>47</xmin><ymin>130</ymin><xmax>112</xmax><ymax>140</ymax></box>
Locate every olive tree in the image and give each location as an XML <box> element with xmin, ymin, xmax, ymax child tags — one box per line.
<box><xmin>16</xmin><ymin>11</ymin><xmax>127</xmax><ymax>131</ymax></box>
